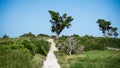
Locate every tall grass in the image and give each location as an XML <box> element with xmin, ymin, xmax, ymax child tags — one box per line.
<box><xmin>0</xmin><ymin>47</ymin><xmax>32</xmax><ymax>68</ymax></box>
<box><xmin>55</xmin><ymin>50</ymin><xmax>120</xmax><ymax>68</ymax></box>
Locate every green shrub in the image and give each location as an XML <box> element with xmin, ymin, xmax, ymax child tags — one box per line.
<box><xmin>56</xmin><ymin>35</ymin><xmax>120</xmax><ymax>51</ymax></box>
<box><xmin>2</xmin><ymin>34</ymin><xmax>9</xmax><ymax>39</ymax></box>
<box><xmin>0</xmin><ymin>39</ymin><xmax>14</xmax><ymax>45</ymax></box>
<box><xmin>37</xmin><ymin>34</ymin><xmax>50</xmax><ymax>38</ymax></box>
<box><xmin>0</xmin><ymin>46</ymin><xmax>32</xmax><ymax>68</ymax></box>
<box><xmin>32</xmin><ymin>40</ymin><xmax>50</xmax><ymax>56</ymax></box>
<box><xmin>0</xmin><ymin>35</ymin><xmax>50</xmax><ymax>68</ymax></box>
<box><xmin>20</xmin><ymin>32</ymin><xmax>35</xmax><ymax>38</ymax></box>
<box><xmin>21</xmin><ymin>39</ymin><xmax>36</xmax><ymax>55</ymax></box>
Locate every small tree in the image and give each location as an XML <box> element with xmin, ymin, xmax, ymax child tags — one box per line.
<box><xmin>97</xmin><ymin>19</ymin><xmax>111</xmax><ymax>36</ymax></box>
<box><xmin>48</xmin><ymin>10</ymin><xmax>73</xmax><ymax>39</ymax></box>
<box><xmin>96</xmin><ymin>19</ymin><xmax>119</xmax><ymax>37</ymax></box>
<box><xmin>58</xmin><ymin>37</ymin><xmax>84</xmax><ymax>55</ymax></box>
<box><xmin>2</xmin><ymin>34</ymin><xmax>9</xmax><ymax>39</ymax></box>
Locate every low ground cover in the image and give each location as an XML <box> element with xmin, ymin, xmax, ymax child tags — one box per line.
<box><xmin>55</xmin><ymin>50</ymin><xmax>120</xmax><ymax>68</ymax></box>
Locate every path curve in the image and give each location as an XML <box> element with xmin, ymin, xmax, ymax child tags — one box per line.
<box><xmin>43</xmin><ymin>39</ymin><xmax>60</xmax><ymax>68</ymax></box>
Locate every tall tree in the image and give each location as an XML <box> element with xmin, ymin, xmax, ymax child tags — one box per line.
<box><xmin>48</xmin><ymin>10</ymin><xmax>73</xmax><ymax>39</ymax></box>
<box><xmin>97</xmin><ymin>19</ymin><xmax>111</xmax><ymax>36</ymax></box>
<box><xmin>97</xmin><ymin>19</ymin><xmax>119</xmax><ymax>37</ymax></box>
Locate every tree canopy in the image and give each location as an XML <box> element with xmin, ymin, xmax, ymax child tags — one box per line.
<box><xmin>97</xmin><ymin>19</ymin><xmax>119</xmax><ymax>37</ymax></box>
<box><xmin>48</xmin><ymin>10</ymin><xmax>73</xmax><ymax>39</ymax></box>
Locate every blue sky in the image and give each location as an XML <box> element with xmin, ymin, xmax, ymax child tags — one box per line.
<box><xmin>0</xmin><ymin>0</ymin><xmax>120</xmax><ymax>37</ymax></box>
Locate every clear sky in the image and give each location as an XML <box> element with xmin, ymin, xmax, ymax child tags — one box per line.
<box><xmin>0</xmin><ymin>0</ymin><xmax>120</xmax><ymax>38</ymax></box>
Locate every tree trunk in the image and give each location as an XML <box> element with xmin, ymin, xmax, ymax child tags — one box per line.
<box><xmin>56</xmin><ymin>33</ymin><xmax>59</xmax><ymax>39</ymax></box>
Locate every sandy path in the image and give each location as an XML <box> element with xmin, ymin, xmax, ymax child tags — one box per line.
<box><xmin>42</xmin><ymin>39</ymin><xmax>60</xmax><ymax>68</ymax></box>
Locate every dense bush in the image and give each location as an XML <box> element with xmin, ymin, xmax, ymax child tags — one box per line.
<box><xmin>79</xmin><ymin>36</ymin><xmax>106</xmax><ymax>51</ymax></box>
<box><xmin>0</xmin><ymin>36</ymin><xmax>50</xmax><ymax>67</ymax></box>
<box><xmin>79</xmin><ymin>36</ymin><xmax>120</xmax><ymax>50</ymax></box>
<box><xmin>0</xmin><ymin>46</ymin><xmax>32</xmax><ymax>68</ymax></box>
<box><xmin>20</xmin><ymin>32</ymin><xmax>35</xmax><ymax>38</ymax></box>
<box><xmin>0</xmin><ymin>37</ymin><xmax>50</xmax><ymax>56</ymax></box>
<box><xmin>56</xmin><ymin>35</ymin><xmax>120</xmax><ymax>52</ymax></box>
<box><xmin>21</xmin><ymin>39</ymin><xmax>36</xmax><ymax>55</ymax></box>
<box><xmin>17</xmin><ymin>38</ymin><xmax>50</xmax><ymax>56</ymax></box>
<box><xmin>37</xmin><ymin>34</ymin><xmax>50</xmax><ymax>38</ymax></box>
<box><xmin>0</xmin><ymin>39</ymin><xmax>14</xmax><ymax>45</ymax></box>
<box><xmin>31</xmin><ymin>39</ymin><xmax>50</xmax><ymax>56</ymax></box>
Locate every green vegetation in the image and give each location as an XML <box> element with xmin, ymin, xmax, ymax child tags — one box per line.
<box><xmin>48</xmin><ymin>10</ymin><xmax>73</xmax><ymax>39</ymax></box>
<box><xmin>37</xmin><ymin>34</ymin><xmax>50</xmax><ymax>39</ymax></box>
<box><xmin>20</xmin><ymin>32</ymin><xmax>35</xmax><ymax>38</ymax></box>
<box><xmin>1</xmin><ymin>32</ymin><xmax>120</xmax><ymax>68</ymax></box>
<box><xmin>0</xmin><ymin>33</ymin><xmax>50</xmax><ymax>68</ymax></box>
<box><xmin>0</xmin><ymin>47</ymin><xmax>32</xmax><ymax>68</ymax></box>
<box><xmin>0</xmin><ymin>33</ymin><xmax>120</xmax><ymax>68</ymax></box>
<box><xmin>55</xmin><ymin>50</ymin><xmax>120</xmax><ymax>68</ymax></box>
<box><xmin>97</xmin><ymin>19</ymin><xmax>119</xmax><ymax>37</ymax></box>
<box><xmin>56</xmin><ymin>37</ymin><xmax>83</xmax><ymax>55</ymax></box>
<box><xmin>2</xmin><ymin>34</ymin><xmax>9</xmax><ymax>39</ymax></box>
<box><xmin>55</xmin><ymin>35</ymin><xmax>120</xmax><ymax>68</ymax></box>
<box><xmin>0</xmin><ymin>10</ymin><xmax>120</xmax><ymax>68</ymax></box>
<box><xmin>56</xmin><ymin>35</ymin><xmax>120</xmax><ymax>54</ymax></box>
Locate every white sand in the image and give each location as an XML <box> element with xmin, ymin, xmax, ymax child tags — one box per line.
<box><xmin>43</xmin><ymin>39</ymin><xmax>60</xmax><ymax>68</ymax></box>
